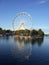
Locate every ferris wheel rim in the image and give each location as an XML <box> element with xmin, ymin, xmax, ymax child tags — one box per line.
<box><xmin>12</xmin><ymin>12</ymin><xmax>32</xmax><ymax>31</ymax></box>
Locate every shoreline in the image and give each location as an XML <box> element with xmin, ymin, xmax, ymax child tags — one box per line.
<box><xmin>13</xmin><ymin>35</ymin><xmax>44</xmax><ymax>39</ymax></box>
<box><xmin>0</xmin><ymin>34</ymin><xmax>44</xmax><ymax>39</ymax></box>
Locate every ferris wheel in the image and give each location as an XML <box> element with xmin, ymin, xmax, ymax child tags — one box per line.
<box><xmin>12</xmin><ymin>12</ymin><xmax>33</xmax><ymax>31</ymax></box>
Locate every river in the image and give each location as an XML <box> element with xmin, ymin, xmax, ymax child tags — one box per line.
<box><xmin>0</xmin><ymin>36</ymin><xmax>49</xmax><ymax>65</ymax></box>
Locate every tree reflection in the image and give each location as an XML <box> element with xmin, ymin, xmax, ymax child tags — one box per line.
<box><xmin>10</xmin><ymin>36</ymin><xmax>44</xmax><ymax>61</ymax></box>
<box><xmin>36</xmin><ymin>37</ymin><xmax>44</xmax><ymax>46</ymax></box>
<box><xmin>14</xmin><ymin>36</ymin><xmax>44</xmax><ymax>46</ymax></box>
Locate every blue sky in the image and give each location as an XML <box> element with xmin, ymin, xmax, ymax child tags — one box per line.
<box><xmin>0</xmin><ymin>0</ymin><xmax>49</xmax><ymax>34</ymax></box>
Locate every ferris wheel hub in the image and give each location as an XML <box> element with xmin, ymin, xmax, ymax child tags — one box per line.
<box><xmin>18</xmin><ymin>22</ymin><xmax>25</xmax><ymax>30</ymax></box>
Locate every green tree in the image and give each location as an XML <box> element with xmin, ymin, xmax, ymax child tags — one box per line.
<box><xmin>31</xmin><ymin>30</ymin><xmax>38</xmax><ymax>36</ymax></box>
<box><xmin>0</xmin><ymin>28</ymin><xmax>2</xmax><ymax>30</ymax></box>
<box><xmin>38</xmin><ymin>29</ymin><xmax>44</xmax><ymax>36</ymax></box>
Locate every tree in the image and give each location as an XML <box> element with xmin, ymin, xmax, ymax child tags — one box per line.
<box><xmin>31</xmin><ymin>30</ymin><xmax>38</xmax><ymax>36</ymax></box>
<box><xmin>38</xmin><ymin>29</ymin><xmax>44</xmax><ymax>36</ymax></box>
<box><xmin>0</xmin><ymin>28</ymin><xmax>2</xmax><ymax>30</ymax></box>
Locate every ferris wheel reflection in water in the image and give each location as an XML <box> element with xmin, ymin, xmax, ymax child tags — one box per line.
<box><xmin>9</xmin><ymin>36</ymin><xmax>44</xmax><ymax>61</ymax></box>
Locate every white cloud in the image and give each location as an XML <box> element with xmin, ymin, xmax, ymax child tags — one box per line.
<box><xmin>38</xmin><ymin>0</ymin><xmax>48</xmax><ymax>4</ymax></box>
<box><xmin>40</xmin><ymin>1</ymin><xmax>46</xmax><ymax>4</ymax></box>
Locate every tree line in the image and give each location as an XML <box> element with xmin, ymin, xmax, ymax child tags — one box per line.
<box><xmin>0</xmin><ymin>28</ymin><xmax>13</xmax><ymax>36</ymax></box>
<box><xmin>15</xmin><ymin>29</ymin><xmax>44</xmax><ymax>37</ymax></box>
<box><xmin>0</xmin><ymin>27</ymin><xmax>44</xmax><ymax>36</ymax></box>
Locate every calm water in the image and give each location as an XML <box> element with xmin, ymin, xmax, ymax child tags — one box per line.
<box><xmin>0</xmin><ymin>36</ymin><xmax>49</xmax><ymax>65</ymax></box>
